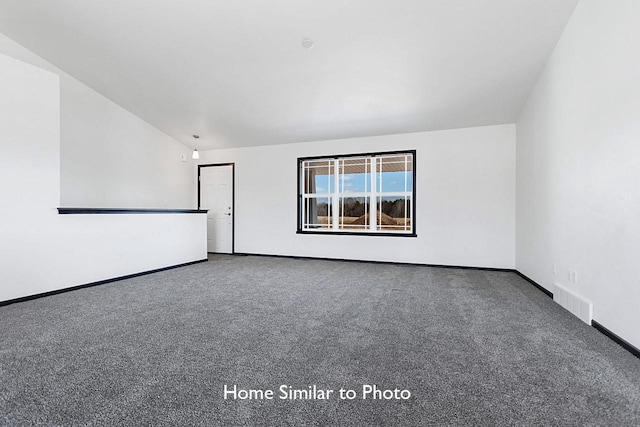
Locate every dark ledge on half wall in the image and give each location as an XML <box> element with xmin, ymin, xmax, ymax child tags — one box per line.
<box><xmin>58</xmin><ymin>207</ymin><xmax>208</xmax><ymax>214</ymax></box>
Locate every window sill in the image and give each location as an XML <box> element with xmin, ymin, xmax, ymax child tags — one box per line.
<box><xmin>297</xmin><ymin>230</ymin><xmax>417</xmax><ymax>238</ymax></box>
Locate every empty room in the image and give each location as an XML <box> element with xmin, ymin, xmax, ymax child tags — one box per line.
<box><xmin>1</xmin><ymin>0</ymin><xmax>639</xmax><ymax>425</ymax></box>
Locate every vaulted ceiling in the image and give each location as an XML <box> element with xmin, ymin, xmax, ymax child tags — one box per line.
<box><xmin>0</xmin><ymin>0</ymin><xmax>578</xmax><ymax>150</ymax></box>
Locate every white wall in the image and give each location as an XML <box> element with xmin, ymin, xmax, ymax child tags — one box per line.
<box><xmin>516</xmin><ymin>0</ymin><xmax>640</xmax><ymax>347</ymax></box>
<box><xmin>199</xmin><ymin>125</ymin><xmax>516</xmax><ymax>268</ymax></box>
<box><xmin>0</xmin><ymin>32</ymin><xmax>195</xmax><ymax>209</ymax></box>
<box><xmin>0</xmin><ymin>52</ymin><xmax>206</xmax><ymax>302</ymax></box>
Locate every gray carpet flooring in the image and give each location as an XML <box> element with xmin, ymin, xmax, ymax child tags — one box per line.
<box><xmin>1</xmin><ymin>255</ymin><xmax>639</xmax><ymax>426</ymax></box>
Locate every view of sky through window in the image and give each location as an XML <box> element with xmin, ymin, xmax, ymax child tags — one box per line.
<box><xmin>316</xmin><ymin>171</ymin><xmax>412</xmax><ymax>193</ymax></box>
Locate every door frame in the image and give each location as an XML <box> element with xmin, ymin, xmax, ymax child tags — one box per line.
<box><xmin>198</xmin><ymin>163</ymin><xmax>235</xmax><ymax>254</ymax></box>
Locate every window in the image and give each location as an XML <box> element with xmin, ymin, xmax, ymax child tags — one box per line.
<box><xmin>298</xmin><ymin>150</ymin><xmax>415</xmax><ymax>236</ymax></box>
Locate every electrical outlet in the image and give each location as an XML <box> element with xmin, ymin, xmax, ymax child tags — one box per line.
<box><xmin>566</xmin><ymin>269</ymin><xmax>578</xmax><ymax>285</ymax></box>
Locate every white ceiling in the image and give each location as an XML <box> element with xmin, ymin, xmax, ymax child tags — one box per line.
<box><xmin>0</xmin><ymin>0</ymin><xmax>578</xmax><ymax>150</ymax></box>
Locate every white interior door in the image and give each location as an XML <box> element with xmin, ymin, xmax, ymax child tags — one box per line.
<box><xmin>200</xmin><ymin>165</ymin><xmax>233</xmax><ymax>253</ymax></box>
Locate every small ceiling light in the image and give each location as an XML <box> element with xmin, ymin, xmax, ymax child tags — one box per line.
<box><xmin>192</xmin><ymin>135</ymin><xmax>200</xmax><ymax>159</ymax></box>
<box><xmin>302</xmin><ymin>38</ymin><xmax>314</xmax><ymax>49</ymax></box>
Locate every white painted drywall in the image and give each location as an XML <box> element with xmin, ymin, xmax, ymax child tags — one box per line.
<box><xmin>516</xmin><ymin>0</ymin><xmax>640</xmax><ymax>347</ymax></box>
<box><xmin>0</xmin><ymin>32</ymin><xmax>195</xmax><ymax>209</ymax></box>
<box><xmin>198</xmin><ymin>125</ymin><xmax>515</xmax><ymax>268</ymax></box>
<box><xmin>0</xmin><ymin>52</ymin><xmax>206</xmax><ymax>302</ymax></box>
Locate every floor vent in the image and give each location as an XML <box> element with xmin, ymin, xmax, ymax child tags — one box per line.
<box><xmin>554</xmin><ymin>284</ymin><xmax>592</xmax><ymax>324</ymax></box>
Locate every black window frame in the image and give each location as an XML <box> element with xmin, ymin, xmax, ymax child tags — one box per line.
<box><xmin>297</xmin><ymin>149</ymin><xmax>417</xmax><ymax>237</ymax></box>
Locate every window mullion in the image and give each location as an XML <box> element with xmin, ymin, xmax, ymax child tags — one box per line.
<box><xmin>332</xmin><ymin>159</ymin><xmax>339</xmax><ymax>230</ymax></box>
<box><xmin>404</xmin><ymin>154</ymin><xmax>408</xmax><ymax>231</ymax></box>
<box><xmin>370</xmin><ymin>157</ymin><xmax>377</xmax><ymax>232</ymax></box>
